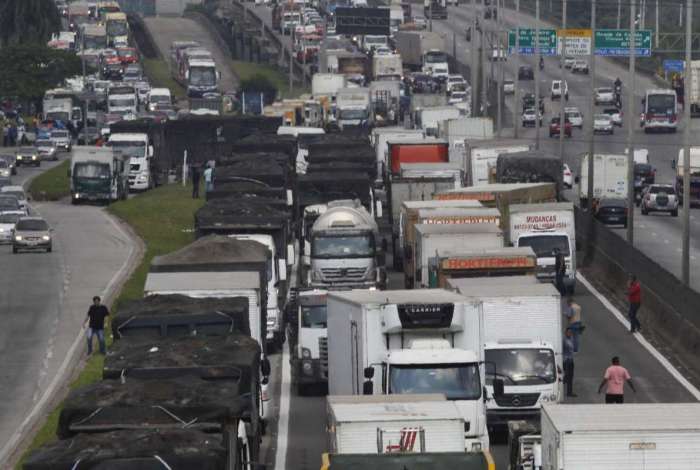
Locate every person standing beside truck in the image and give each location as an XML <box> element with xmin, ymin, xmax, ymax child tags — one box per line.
<box><xmin>563</xmin><ymin>328</ymin><xmax>576</xmax><ymax>397</ymax></box>
<box><xmin>203</xmin><ymin>164</ymin><xmax>213</xmax><ymax>193</ymax></box>
<box><xmin>564</xmin><ymin>297</ymin><xmax>582</xmax><ymax>352</ymax></box>
<box><xmin>191</xmin><ymin>164</ymin><xmax>201</xmax><ymax>199</ymax></box>
<box><xmin>627</xmin><ymin>274</ymin><xmax>642</xmax><ymax>333</ymax></box>
<box><xmin>83</xmin><ymin>296</ymin><xmax>109</xmax><ymax>355</ymax></box>
<box><xmin>598</xmin><ymin>356</ymin><xmax>636</xmax><ymax>403</ymax></box>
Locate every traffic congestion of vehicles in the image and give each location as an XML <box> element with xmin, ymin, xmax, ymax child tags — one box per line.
<box><xmin>10</xmin><ymin>0</ymin><xmax>700</xmax><ymax>468</ymax></box>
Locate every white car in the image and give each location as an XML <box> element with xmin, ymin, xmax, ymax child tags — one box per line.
<box><xmin>593</xmin><ymin>113</ymin><xmax>614</xmax><ymax>134</ymax></box>
<box><xmin>503</xmin><ymin>80</ymin><xmax>515</xmax><ymax>95</ymax></box>
<box><xmin>0</xmin><ymin>213</ymin><xmax>20</xmax><ymax>244</ymax></box>
<box><xmin>448</xmin><ymin>90</ymin><xmax>468</xmax><ymax>104</ymax></box>
<box><xmin>603</xmin><ymin>107</ymin><xmax>623</xmax><ymax>126</ymax></box>
<box><xmin>521</xmin><ymin>107</ymin><xmax>542</xmax><ymax>127</ymax></box>
<box><xmin>563</xmin><ymin>56</ymin><xmax>575</xmax><ymax>69</ymax></box>
<box><xmin>594</xmin><ymin>87</ymin><xmax>615</xmax><ymax>105</ymax></box>
<box><xmin>641</xmin><ymin>184</ymin><xmax>679</xmax><ymax>216</ymax></box>
<box><xmin>572</xmin><ymin>60</ymin><xmax>589</xmax><ymax>74</ymax></box>
<box><xmin>431</xmin><ymin>66</ymin><xmax>449</xmax><ymax>81</ymax></box>
<box><xmin>562</xmin><ymin>163</ymin><xmax>573</xmax><ymax>188</ymax></box>
<box><xmin>1</xmin><ymin>186</ymin><xmax>28</xmax><ymax>212</ymax></box>
<box><xmin>564</xmin><ymin>107</ymin><xmax>583</xmax><ymax>128</ymax></box>
<box><xmin>446</xmin><ymin>74</ymin><xmax>467</xmax><ymax>93</ymax></box>
<box><xmin>551</xmin><ymin>80</ymin><xmax>569</xmax><ymax>100</ymax></box>
<box><xmin>373</xmin><ymin>46</ymin><xmax>393</xmax><ymax>56</ymax></box>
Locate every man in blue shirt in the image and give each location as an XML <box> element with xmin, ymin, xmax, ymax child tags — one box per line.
<box><xmin>563</xmin><ymin>328</ymin><xmax>576</xmax><ymax>397</ymax></box>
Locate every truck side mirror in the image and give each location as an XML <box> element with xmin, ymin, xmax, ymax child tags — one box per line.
<box><xmin>287</xmin><ymin>244</ymin><xmax>295</xmax><ymax>266</ymax></box>
<box><xmin>278</xmin><ymin>259</ymin><xmax>287</xmax><ymax>281</ymax></box>
<box><xmin>364</xmin><ymin>366</ymin><xmax>374</xmax><ymax>379</ymax></box>
<box><xmin>261</xmin><ymin>356</ymin><xmax>271</xmax><ymax>377</ymax></box>
<box><xmin>493</xmin><ymin>378</ymin><xmax>505</xmax><ymax>397</ymax></box>
<box><xmin>574</xmin><ymin>175</ymin><xmax>580</xmax><ymax>184</ymax></box>
<box><xmin>148</xmin><ymin>145</ymin><xmax>154</xmax><ymax>157</ymax></box>
<box><xmin>363</xmin><ymin>380</ymin><xmax>373</xmax><ymax>395</ymax></box>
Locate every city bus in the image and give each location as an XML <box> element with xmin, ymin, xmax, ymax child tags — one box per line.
<box><xmin>641</xmin><ymin>89</ymin><xmax>678</xmax><ymax>133</ymax></box>
<box><xmin>105</xmin><ymin>12</ymin><xmax>128</xmax><ymax>47</ymax></box>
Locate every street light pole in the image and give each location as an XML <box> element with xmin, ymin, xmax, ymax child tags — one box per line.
<box><xmin>558</xmin><ymin>0</ymin><xmax>566</xmax><ymax>165</ymax></box>
<box><xmin>586</xmin><ymin>0</ymin><xmax>596</xmax><ymax>207</ymax></box>
<box><xmin>513</xmin><ymin>0</ymin><xmax>520</xmax><ymax>138</ymax></box>
<box><xmin>682</xmin><ymin>0</ymin><xmax>692</xmax><ymax>284</ymax></box>
<box><xmin>626</xmin><ymin>0</ymin><xmax>636</xmax><ymax>244</ymax></box>
<box><xmin>534</xmin><ymin>0</ymin><xmax>540</xmax><ymax>149</ymax></box>
<box><xmin>496</xmin><ymin>0</ymin><xmax>503</xmax><ymax>136</ymax></box>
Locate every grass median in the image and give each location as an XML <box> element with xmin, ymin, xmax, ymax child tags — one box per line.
<box><xmin>142</xmin><ymin>58</ymin><xmax>186</xmax><ymax>101</ymax></box>
<box><xmin>231</xmin><ymin>60</ymin><xmax>310</xmax><ymax>99</ymax></box>
<box><xmin>16</xmin><ymin>183</ymin><xmax>204</xmax><ymax>469</ymax></box>
<box><xmin>27</xmin><ymin>160</ymin><xmax>70</xmax><ymax>201</ymax></box>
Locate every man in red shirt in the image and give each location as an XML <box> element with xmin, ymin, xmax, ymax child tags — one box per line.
<box><xmin>627</xmin><ymin>274</ymin><xmax>642</xmax><ymax>333</ymax></box>
<box><xmin>598</xmin><ymin>356</ymin><xmax>636</xmax><ymax>403</ymax></box>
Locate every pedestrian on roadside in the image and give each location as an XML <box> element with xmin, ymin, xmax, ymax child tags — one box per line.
<box><xmin>554</xmin><ymin>248</ymin><xmax>566</xmax><ymax>295</ymax></box>
<box><xmin>2</xmin><ymin>123</ymin><xmax>9</xmax><ymax>147</ymax></box>
<box><xmin>203</xmin><ymin>164</ymin><xmax>214</xmax><ymax>193</ymax></box>
<box><xmin>564</xmin><ymin>297</ymin><xmax>583</xmax><ymax>352</ymax></box>
<box><xmin>598</xmin><ymin>356</ymin><xmax>636</xmax><ymax>403</ymax></box>
<box><xmin>83</xmin><ymin>296</ymin><xmax>109</xmax><ymax>355</ymax></box>
<box><xmin>8</xmin><ymin>123</ymin><xmax>17</xmax><ymax>146</ymax></box>
<box><xmin>191</xmin><ymin>164</ymin><xmax>201</xmax><ymax>199</ymax></box>
<box><xmin>563</xmin><ymin>328</ymin><xmax>576</xmax><ymax>397</ymax></box>
<box><xmin>627</xmin><ymin>274</ymin><xmax>642</xmax><ymax>333</ymax></box>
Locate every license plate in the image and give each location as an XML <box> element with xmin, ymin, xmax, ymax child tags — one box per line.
<box><xmin>608</xmin><ymin>216</ymin><xmax>620</xmax><ymax>221</ymax></box>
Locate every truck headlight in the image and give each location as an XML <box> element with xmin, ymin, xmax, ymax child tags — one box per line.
<box><xmin>302</xmin><ymin>361</ymin><xmax>313</xmax><ymax>375</ymax></box>
<box><xmin>15</xmin><ymin>235</ymin><xmax>22</xmax><ymax>241</ymax></box>
<box><xmin>301</xmin><ymin>347</ymin><xmax>311</xmax><ymax>359</ymax></box>
<box><xmin>32</xmin><ymin>155</ymin><xmax>37</xmax><ymax>160</ymax></box>
<box><xmin>471</xmin><ymin>442</ymin><xmax>482</xmax><ymax>452</ymax></box>
<box><xmin>42</xmin><ymin>235</ymin><xmax>50</xmax><ymax>241</ymax></box>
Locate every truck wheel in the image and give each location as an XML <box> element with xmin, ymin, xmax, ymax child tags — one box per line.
<box><xmin>672</xmin><ymin>209</ymin><xmax>679</xmax><ymax>217</ymax></box>
<box><xmin>297</xmin><ymin>382</ymin><xmax>308</xmax><ymax>396</ymax></box>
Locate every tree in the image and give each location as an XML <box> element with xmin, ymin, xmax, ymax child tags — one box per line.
<box><xmin>0</xmin><ymin>45</ymin><xmax>82</xmax><ymax>105</ymax></box>
<box><xmin>0</xmin><ymin>0</ymin><xmax>62</xmax><ymax>47</ymax></box>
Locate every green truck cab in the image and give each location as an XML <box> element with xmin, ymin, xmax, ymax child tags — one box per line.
<box><xmin>69</xmin><ymin>146</ymin><xmax>129</xmax><ymax>204</ymax></box>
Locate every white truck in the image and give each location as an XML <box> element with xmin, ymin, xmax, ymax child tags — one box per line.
<box><xmin>361</xmin><ymin>35</ymin><xmax>389</xmax><ymax>54</ymax></box>
<box><xmin>289</xmin><ymin>289</ymin><xmax>328</xmax><ymax>395</ymax></box>
<box><xmin>579</xmin><ymin>153</ymin><xmax>628</xmax><ymax>205</ymax></box>
<box><xmin>369</xmin><ymin>80</ymin><xmax>401</xmax><ymax>125</ymax></box>
<box><xmin>327</xmin><ymin>395</ymin><xmax>467</xmax><ymax>454</ymax></box>
<box><xmin>107</xmin><ymin>87</ymin><xmax>138</xmax><ymax>119</ymax></box>
<box><xmin>394</xmin><ymin>31</ymin><xmax>446</xmax><ymax>71</ymax></box>
<box><xmin>146</xmin><ymin>87</ymin><xmax>172</xmax><ymax>112</ymax></box>
<box><xmin>372</xmin><ymin>127</ymin><xmax>425</xmax><ymax>186</ymax></box>
<box><xmin>541</xmin><ymin>403</ymin><xmax>700</xmax><ymax>470</ymax></box>
<box><xmin>509</xmin><ymin>202</ymin><xmax>576</xmax><ymax>293</ymax></box>
<box><xmin>327</xmin><ymin>289</ymin><xmax>496</xmax><ymax>453</ymax></box>
<box><xmin>465</xmin><ymin>139</ymin><xmax>533</xmax><ymax>186</ymax></box>
<box><xmin>311</xmin><ymin>73</ymin><xmax>347</xmax><ymax>101</ymax></box>
<box><xmin>336</xmin><ymin>87</ymin><xmax>371</xmax><ymax>129</ymax></box>
<box><xmin>417</xmin><ymin>106</ymin><xmax>462</xmax><ymax>136</ymax></box>
<box><xmin>107</xmin><ymin>133</ymin><xmax>154</xmax><ymax>191</ymax></box>
<box><xmin>414</xmin><ymin>223</ymin><xmax>504</xmax><ymax>288</ymax></box>
<box><xmin>184</xmin><ymin>58</ymin><xmax>220</xmax><ymax>98</ymax></box>
<box><xmin>438</xmin><ymin>118</ymin><xmax>493</xmax><ymax>169</ymax></box>
<box><xmin>372</xmin><ymin>54</ymin><xmax>403</xmax><ymax>81</ymax></box>
<box><xmin>448</xmin><ymin>277</ymin><xmax>562</xmax><ymax>428</ymax></box>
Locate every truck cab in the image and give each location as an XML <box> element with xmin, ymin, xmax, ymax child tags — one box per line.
<box><xmin>422</xmin><ymin>49</ymin><xmax>449</xmax><ymax>79</ymax></box>
<box><xmin>288</xmin><ymin>289</ymin><xmax>328</xmax><ymax>395</ymax></box>
<box><xmin>335</xmin><ymin>87</ymin><xmax>371</xmax><ymax>129</ymax></box>
<box><xmin>107</xmin><ymin>133</ymin><xmax>154</xmax><ymax>191</ymax></box>
<box><xmin>186</xmin><ymin>59</ymin><xmax>220</xmax><ymax>98</ymax></box>
<box><xmin>69</xmin><ymin>146</ymin><xmax>129</xmax><ymax>204</ymax></box>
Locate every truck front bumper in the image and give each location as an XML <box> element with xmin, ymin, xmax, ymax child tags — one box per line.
<box><xmin>487</xmin><ymin>408</ymin><xmax>540</xmax><ymax>427</ymax></box>
<box><xmin>291</xmin><ymin>357</ymin><xmax>327</xmax><ymax>385</ymax></box>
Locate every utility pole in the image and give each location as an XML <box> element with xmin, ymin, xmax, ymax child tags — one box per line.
<box><xmin>682</xmin><ymin>0</ymin><xmax>692</xmax><ymax>284</ymax></box>
<box><xmin>429</xmin><ymin>1</ymin><xmax>433</xmax><ymax>32</ymax></box>
<box><xmin>534</xmin><ymin>0</ymin><xmax>540</xmax><ymax>149</ymax></box>
<box><xmin>471</xmin><ymin>0</ymin><xmax>478</xmax><ymax>117</ymax></box>
<box><xmin>497</xmin><ymin>0</ymin><xmax>503</xmax><ymax>136</ymax></box>
<box><xmin>513</xmin><ymin>0</ymin><xmax>520</xmax><ymax>138</ymax></box>
<box><xmin>480</xmin><ymin>0</ymin><xmax>487</xmax><ymax>117</ymax></box>
<box><xmin>617</xmin><ymin>0</ymin><xmax>621</xmax><ymax>30</ymax></box>
<box><xmin>626</xmin><ymin>0</ymin><xmax>636</xmax><ymax>244</ymax></box>
<box><xmin>655</xmin><ymin>0</ymin><xmax>659</xmax><ymax>47</ymax></box>
<box><xmin>81</xmin><ymin>31</ymin><xmax>88</xmax><ymax>144</ymax></box>
<box><xmin>586</xmin><ymin>0</ymin><xmax>596</xmax><ymax>207</ymax></box>
<box><xmin>288</xmin><ymin>45</ymin><xmax>293</xmax><ymax>95</ymax></box>
<box><xmin>558</xmin><ymin>0</ymin><xmax>566</xmax><ymax>165</ymax></box>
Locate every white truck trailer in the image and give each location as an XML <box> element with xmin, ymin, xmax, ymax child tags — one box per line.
<box><xmin>448</xmin><ymin>277</ymin><xmax>562</xmax><ymax>428</ymax></box>
<box><xmin>541</xmin><ymin>403</ymin><xmax>700</xmax><ymax>470</ymax></box>
<box><xmin>394</xmin><ymin>31</ymin><xmax>447</xmax><ymax>70</ymax></box>
<box><xmin>326</xmin><ymin>395</ymin><xmax>466</xmax><ymax>454</ymax></box>
<box><xmin>417</xmin><ymin>106</ymin><xmax>462</xmax><ymax>136</ymax></box>
<box><xmin>509</xmin><ymin>202</ymin><xmax>576</xmax><ymax>293</ymax></box>
<box><xmin>327</xmin><ymin>289</ymin><xmax>499</xmax><ymax>453</ymax></box>
<box><xmin>579</xmin><ymin>153</ymin><xmax>628</xmax><ymax>205</ymax></box>
<box><xmin>438</xmin><ymin>118</ymin><xmax>495</xmax><ymax>170</ymax></box>
<box><xmin>465</xmin><ymin>139</ymin><xmax>534</xmax><ymax>186</ymax></box>
<box><xmin>336</xmin><ymin>87</ymin><xmax>371</xmax><ymax>129</ymax></box>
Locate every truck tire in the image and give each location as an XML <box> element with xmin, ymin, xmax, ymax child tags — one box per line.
<box><xmin>297</xmin><ymin>382</ymin><xmax>308</xmax><ymax>396</ymax></box>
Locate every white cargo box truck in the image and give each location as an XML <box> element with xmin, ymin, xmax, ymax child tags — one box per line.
<box><xmin>418</xmin><ymin>105</ymin><xmax>461</xmax><ymax>136</ymax></box>
<box><xmin>541</xmin><ymin>403</ymin><xmax>700</xmax><ymax>470</ymax></box>
<box><xmin>579</xmin><ymin>153</ymin><xmax>628</xmax><ymax>204</ymax></box>
<box><xmin>438</xmin><ymin>118</ymin><xmax>495</xmax><ymax>171</ymax></box>
<box><xmin>414</xmin><ymin>223</ymin><xmax>504</xmax><ymax>288</ymax></box>
<box><xmin>327</xmin><ymin>395</ymin><xmax>467</xmax><ymax>454</ymax></box>
<box><xmin>448</xmin><ymin>278</ymin><xmax>562</xmax><ymax>427</ymax></box>
<box><xmin>509</xmin><ymin>202</ymin><xmax>576</xmax><ymax>293</ymax></box>
<box><xmin>465</xmin><ymin>139</ymin><xmax>534</xmax><ymax>186</ymax></box>
<box><xmin>312</xmin><ymin>73</ymin><xmax>347</xmax><ymax>99</ymax></box>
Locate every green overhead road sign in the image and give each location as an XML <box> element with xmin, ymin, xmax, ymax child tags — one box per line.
<box><xmin>594</xmin><ymin>29</ymin><xmax>652</xmax><ymax>56</ymax></box>
<box><xmin>508</xmin><ymin>28</ymin><xmax>557</xmax><ymax>55</ymax></box>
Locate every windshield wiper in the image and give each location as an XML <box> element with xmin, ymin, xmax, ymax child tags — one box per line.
<box><xmin>513</xmin><ymin>374</ymin><xmax>552</xmax><ymax>383</ymax></box>
<box><xmin>488</xmin><ymin>371</ymin><xmax>515</xmax><ymax>385</ymax></box>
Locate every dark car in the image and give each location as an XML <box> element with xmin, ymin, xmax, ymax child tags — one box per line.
<box><xmin>0</xmin><ymin>177</ymin><xmax>12</xmax><ymax>190</ymax></box>
<box><xmin>634</xmin><ymin>163</ymin><xmax>655</xmax><ymax>185</ymax></box>
<box><xmin>0</xmin><ymin>155</ymin><xmax>16</xmax><ymax>175</ymax></box>
<box><xmin>522</xmin><ymin>93</ymin><xmax>544</xmax><ymax>113</ymax></box>
<box><xmin>549</xmin><ymin>117</ymin><xmax>572</xmax><ymax>138</ymax></box>
<box><xmin>518</xmin><ymin>65</ymin><xmax>534</xmax><ymax>80</ymax></box>
<box><xmin>595</xmin><ymin>198</ymin><xmax>628</xmax><ymax>227</ymax></box>
<box><xmin>408</xmin><ymin>73</ymin><xmax>439</xmax><ymax>93</ymax></box>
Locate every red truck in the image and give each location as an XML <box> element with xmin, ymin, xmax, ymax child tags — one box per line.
<box><xmin>388</xmin><ymin>141</ymin><xmax>449</xmax><ymax>175</ymax></box>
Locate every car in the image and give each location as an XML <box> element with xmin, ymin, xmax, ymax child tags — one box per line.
<box><xmin>446</xmin><ymin>74</ymin><xmax>467</xmax><ymax>93</ymax></box>
<box><xmin>564</xmin><ymin>107</ymin><xmax>583</xmax><ymax>128</ymax></box>
<box><xmin>412</xmin><ymin>15</ymin><xmax>427</xmax><ymax>29</ymax></box>
<box><xmin>593</xmin><ymin>114</ymin><xmax>614</xmax><ymax>134</ymax></box>
<box><xmin>0</xmin><ymin>176</ymin><xmax>12</xmax><ymax>190</ymax></box>
<box><xmin>641</xmin><ymin>184</ymin><xmax>679</xmax><ymax>216</ymax></box>
<box><xmin>549</xmin><ymin>116</ymin><xmax>572</xmax><ymax>137</ymax></box>
<box><xmin>430</xmin><ymin>65</ymin><xmax>449</xmax><ymax>82</ymax></box>
<box><xmin>0</xmin><ymin>159</ymin><xmax>11</xmax><ymax>178</ymax></box>
<box><xmin>0</xmin><ymin>194</ymin><xmax>23</xmax><ymax>216</ymax></box>
<box><xmin>373</xmin><ymin>46</ymin><xmax>393</xmax><ymax>56</ymax></box>
<box><xmin>572</xmin><ymin>59</ymin><xmax>589</xmax><ymax>74</ymax></box>
<box><xmin>518</xmin><ymin>65</ymin><xmax>534</xmax><ymax>80</ymax></box>
<box><xmin>551</xmin><ymin>80</ymin><xmax>569</xmax><ymax>100</ymax></box>
<box><xmin>50</xmin><ymin>129</ymin><xmax>72</xmax><ymax>152</ymax></box>
<box><xmin>522</xmin><ymin>93</ymin><xmax>544</xmax><ymax>113</ymax></box>
<box><xmin>35</xmin><ymin>138</ymin><xmax>58</xmax><ymax>161</ymax></box>
<box><xmin>521</xmin><ymin>107</ymin><xmax>542</xmax><ymax>127</ymax></box>
<box><xmin>503</xmin><ymin>80</ymin><xmax>515</xmax><ymax>95</ymax></box>
<box><xmin>0</xmin><ymin>155</ymin><xmax>17</xmax><ymax>175</ymax></box>
<box><xmin>634</xmin><ymin>162</ymin><xmax>656</xmax><ymax>185</ymax></box>
<box><xmin>603</xmin><ymin>107</ymin><xmax>623</xmax><ymax>126</ymax></box>
<box><xmin>12</xmin><ymin>217</ymin><xmax>52</xmax><ymax>253</ymax></box>
<box><xmin>563</xmin><ymin>56</ymin><xmax>575</xmax><ymax>69</ymax></box>
<box><xmin>123</xmin><ymin>64</ymin><xmax>143</xmax><ymax>82</ymax></box>
<box><xmin>448</xmin><ymin>90</ymin><xmax>468</xmax><ymax>104</ymax></box>
<box><xmin>594</xmin><ymin>87</ymin><xmax>615</xmax><ymax>105</ymax></box>
<box><xmin>595</xmin><ymin>198</ymin><xmax>628</xmax><ymax>227</ymax></box>
<box><xmin>15</xmin><ymin>146</ymin><xmax>40</xmax><ymax>167</ymax></box>
<box><xmin>1</xmin><ymin>186</ymin><xmax>28</xmax><ymax>212</ymax></box>
<box><xmin>563</xmin><ymin>163</ymin><xmax>573</xmax><ymax>188</ymax></box>
<box><xmin>0</xmin><ymin>213</ymin><xmax>20</xmax><ymax>244</ymax></box>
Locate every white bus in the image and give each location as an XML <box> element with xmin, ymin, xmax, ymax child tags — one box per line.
<box><xmin>642</xmin><ymin>88</ymin><xmax>678</xmax><ymax>133</ymax></box>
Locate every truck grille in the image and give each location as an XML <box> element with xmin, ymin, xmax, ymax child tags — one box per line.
<box><xmin>494</xmin><ymin>393</ymin><xmax>540</xmax><ymax>408</ymax></box>
<box><xmin>321</xmin><ymin>267</ymin><xmax>367</xmax><ymax>280</ymax></box>
<box><xmin>319</xmin><ymin>336</ymin><xmax>328</xmax><ymax>379</ymax></box>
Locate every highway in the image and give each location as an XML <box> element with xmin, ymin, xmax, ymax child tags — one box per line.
<box><xmin>0</xmin><ymin>152</ymin><xmax>137</xmax><ymax>465</ymax></box>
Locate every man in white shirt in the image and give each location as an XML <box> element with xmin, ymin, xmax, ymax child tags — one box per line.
<box><xmin>203</xmin><ymin>165</ymin><xmax>213</xmax><ymax>192</ymax></box>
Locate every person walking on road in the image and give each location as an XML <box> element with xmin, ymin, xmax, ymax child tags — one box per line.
<box><xmin>598</xmin><ymin>356</ymin><xmax>636</xmax><ymax>403</ymax></box>
<box><xmin>627</xmin><ymin>274</ymin><xmax>642</xmax><ymax>333</ymax></box>
<box><xmin>563</xmin><ymin>328</ymin><xmax>576</xmax><ymax>397</ymax></box>
<box><xmin>191</xmin><ymin>164</ymin><xmax>201</xmax><ymax>199</ymax></box>
<box><xmin>203</xmin><ymin>164</ymin><xmax>214</xmax><ymax>193</ymax></box>
<box><xmin>565</xmin><ymin>297</ymin><xmax>583</xmax><ymax>352</ymax></box>
<box><xmin>84</xmin><ymin>296</ymin><xmax>109</xmax><ymax>355</ymax></box>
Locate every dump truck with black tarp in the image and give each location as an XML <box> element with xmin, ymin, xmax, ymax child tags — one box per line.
<box><xmin>320</xmin><ymin>451</ymin><xmax>495</xmax><ymax>470</ymax></box>
<box><xmin>206</xmin><ymin>181</ymin><xmax>289</xmax><ymax>204</ymax></box>
<box><xmin>23</xmin><ymin>429</ymin><xmax>229</xmax><ymax>470</ymax></box>
<box><xmin>112</xmin><ymin>294</ymin><xmax>250</xmax><ymax>340</ymax></box>
<box><xmin>495</xmin><ymin>150</ymin><xmax>563</xmax><ymax>198</ymax></box>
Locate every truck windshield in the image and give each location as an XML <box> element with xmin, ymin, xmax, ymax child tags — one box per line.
<box><xmin>108</xmin><ymin>141</ymin><xmax>146</xmax><ymax>159</ymax></box>
<box><xmin>312</xmin><ymin>234</ymin><xmax>374</xmax><ymax>257</ymax></box>
<box><xmin>389</xmin><ymin>364</ymin><xmax>481</xmax><ymax>400</ymax></box>
<box><xmin>74</xmin><ymin>163</ymin><xmax>110</xmax><ymax>179</ymax></box>
<box><xmin>190</xmin><ymin>67</ymin><xmax>216</xmax><ymax>86</ymax></box>
<box><xmin>84</xmin><ymin>36</ymin><xmax>107</xmax><ymax>49</ymax></box>
<box><xmin>338</xmin><ymin>109</ymin><xmax>369</xmax><ymax>120</ymax></box>
<box><xmin>301</xmin><ymin>305</ymin><xmax>327</xmax><ymax>328</ymax></box>
<box><xmin>107</xmin><ymin>21</ymin><xmax>128</xmax><ymax>36</ymax></box>
<box><xmin>517</xmin><ymin>234</ymin><xmax>570</xmax><ymax>257</ymax></box>
<box><xmin>424</xmin><ymin>52</ymin><xmax>448</xmax><ymax>63</ymax></box>
<box><xmin>109</xmin><ymin>98</ymin><xmax>135</xmax><ymax>107</ymax></box>
<box><xmin>485</xmin><ymin>349</ymin><xmax>556</xmax><ymax>385</ymax></box>
<box><xmin>46</xmin><ymin>112</ymin><xmax>70</xmax><ymax>122</ymax></box>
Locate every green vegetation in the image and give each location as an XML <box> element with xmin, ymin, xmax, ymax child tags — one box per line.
<box><xmin>142</xmin><ymin>59</ymin><xmax>186</xmax><ymax>101</ymax></box>
<box><xmin>28</xmin><ymin>160</ymin><xmax>70</xmax><ymax>201</ymax></box>
<box><xmin>0</xmin><ymin>0</ymin><xmax>61</xmax><ymax>47</ymax></box>
<box><xmin>231</xmin><ymin>60</ymin><xmax>309</xmax><ymax>100</ymax></box>
<box><xmin>17</xmin><ymin>184</ymin><xmax>204</xmax><ymax>468</ymax></box>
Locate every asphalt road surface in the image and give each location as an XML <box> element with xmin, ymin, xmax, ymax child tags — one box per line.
<box><xmin>0</xmin><ymin>151</ymin><xmax>137</xmax><ymax>465</ymax></box>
